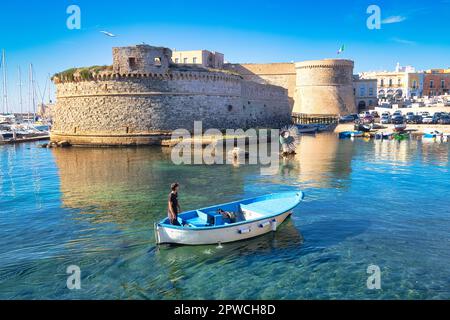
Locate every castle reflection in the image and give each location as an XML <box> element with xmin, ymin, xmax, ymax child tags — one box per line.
<box><xmin>279</xmin><ymin>133</ymin><xmax>355</xmax><ymax>188</ymax></box>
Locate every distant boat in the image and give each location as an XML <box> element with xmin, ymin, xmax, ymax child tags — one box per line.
<box><xmin>339</xmin><ymin>131</ymin><xmax>363</xmax><ymax>139</ymax></box>
<box><xmin>295</xmin><ymin>124</ymin><xmax>317</xmax><ymax>134</ymax></box>
<box><xmin>423</xmin><ymin>129</ymin><xmax>443</xmax><ymax>139</ymax></box>
<box><xmin>155</xmin><ymin>191</ymin><xmax>304</xmax><ymax>245</ymax></box>
<box><xmin>393</xmin><ymin>123</ymin><xmax>407</xmax><ymax>132</ymax></box>
<box><xmin>375</xmin><ymin>132</ymin><xmax>393</xmax><ymax>140</ymax></box>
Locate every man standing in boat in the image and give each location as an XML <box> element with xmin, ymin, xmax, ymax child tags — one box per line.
<box><xmin>168</xmin><ymin>183</ymin><xmax>182</xmax><ymax>226</ymax></box>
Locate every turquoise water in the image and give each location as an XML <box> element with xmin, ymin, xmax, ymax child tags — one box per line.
<box><xmin>0</xmin><ymin>134</ymin><xmax>449</xmax><ymax>299</ymax></box>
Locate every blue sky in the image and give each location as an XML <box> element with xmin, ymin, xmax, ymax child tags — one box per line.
<box><xmin>1</xmin><ymin>0</ymin><xmax>450</xmax><ymax>112</ymax></box>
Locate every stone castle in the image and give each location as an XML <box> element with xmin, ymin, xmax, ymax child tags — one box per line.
<box><xmin>51</xmin><ymin>44</ymin><xmax>356</xmax><ymax>146</ymax></box>
<box><xmin>52</xmin><ymin>45</ymin><xmax>291</xmax><ymax>146</ymax></box>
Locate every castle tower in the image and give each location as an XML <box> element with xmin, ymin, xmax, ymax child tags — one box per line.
<box><xmin>112</xmin><ymin>45</ymin><xmax>172</xmax><ymax>75</ymax></box>
<box><xmin>293</xmin><ymin>59</ymin><xmax>357</xmax><ymax>115</ymax></box>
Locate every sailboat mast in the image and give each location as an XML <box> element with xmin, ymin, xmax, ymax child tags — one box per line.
<box><xmin>18</xmin><ymin>66</ymin><xmax>23</xmax><ymax>116</ymax></box>
<box><xmin>1</xmin><ymin>49</ymin><xmax>8</xmax><ymax>115</ymax></box>
<box><xmin>29</xmin><ymin>63</ymin><xmax>36</xmax><ymax>122</ymax></box>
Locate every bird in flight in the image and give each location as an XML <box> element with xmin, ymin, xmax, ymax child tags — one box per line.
<box><xmin>100</xmin><ymin>31</ymin><xmax>116</xmax><ymax>37</ymax></box>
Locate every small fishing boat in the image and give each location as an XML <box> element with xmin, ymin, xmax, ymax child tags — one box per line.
<box><xmin>423</xmin><ymin>129</ymin><xmax>443</xmax><ymax>139</ymax></box>
<box><xmin>155</xmin><ymin>191</ymin><xmax>304</xmax><ymax>245</ymax></box>
<box><xmin>393</xmin><ymin>123</ymin><xmax>407</xmax><ymax>132</ymax></box>
<box><xmin>375</xmin><ymin>131</ymin><xmax>393</xmax><ymax>140</ymax></box>
<box><xmin>339</xmin><ymin>131</ymin><xmax>363</xmax><ymax>139</ymax></box>
<box><xmin>393</xmin><ymin>132</ymin><xmax>409</xmax><ymax>141</ymax></box>
<box><xmin>295</xmin><ymin>124</ymin><xmax>317</xmax><ymax>134</ymax></box>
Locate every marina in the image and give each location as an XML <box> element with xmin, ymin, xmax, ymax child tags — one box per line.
<box><xmin>1</xmin><ymin>134</ymin><xmax>449</xmax><ymax>299</ymax></box>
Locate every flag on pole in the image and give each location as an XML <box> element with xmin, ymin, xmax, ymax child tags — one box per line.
<box><xmin>337</xmin><ymin>45</ymin><xmax>345</xmax><ymax>55</ymax></box>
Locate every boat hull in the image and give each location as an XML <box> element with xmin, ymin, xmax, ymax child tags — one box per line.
<box><xmin>156</xmin><ymin>210</ymin><xmax>292</xmax><ymax>245</ymax></box>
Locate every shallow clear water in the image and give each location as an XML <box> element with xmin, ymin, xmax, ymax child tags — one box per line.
<box><xmin>0</xmin><ymin>134</ymin><xmax>449</xmax><ymax>299</ymax></box>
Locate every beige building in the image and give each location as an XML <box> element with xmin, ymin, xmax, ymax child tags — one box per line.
<box><xmin>171</xmin><ymin>50</ymin><xmax>224</xmax><ymax>69</ymax></box>
<box><xmin>353</xmin><ymin>76</ymin><xmax>378</xmax><ymax>111</ymax></box>
<box><xmin>359</xmin><ymin>64</ymin><xmax>424</xmax><ymax>100</ymax></box>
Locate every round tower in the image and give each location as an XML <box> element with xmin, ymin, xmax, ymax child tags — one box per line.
<box><xmin>293</xmin><ymin>59</ymin><xmax>356</xmax><ymax>115</ymax></box>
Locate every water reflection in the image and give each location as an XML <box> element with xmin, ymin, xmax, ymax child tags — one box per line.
<box><xmin>279</xmin><ymin>133</ymin><xmax>355</xmax><ymax>188</ymax></box>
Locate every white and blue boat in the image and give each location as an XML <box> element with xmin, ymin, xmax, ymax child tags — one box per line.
<box><xmin>423</xmin><ymin>129</ymin><xmax>443</xmax><ymax>139</ymax></box>
<box><xmin>155</xmin><ymin>191</ymin><xmax>304</xmax><ymax>245</ymax></box>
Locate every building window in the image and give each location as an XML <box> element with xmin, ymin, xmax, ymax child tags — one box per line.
<box><xmin>369</xmin><ymin>100</ymin><xmax>373</xmax><ymax>106</ymax></box>
<box><xmin>193</xmin><ymin>57</ymin><xmax>197</xmax><ymax>64</ymax></box>
<box><xmin>430</xmin><ymin>80</ymin><xmax>434</xmax><ymax>89</ymax></box>
<box><xmin>380</xmin><ymin>79</ymin><xmax>384</xmax><ymax>87</ymax></box>
<box><xmin>398</xmin><ymin>78</ymin><xmax>401</xmax><ymax>86</ymax></box>
<box><xmin>128</xmin><ymin>57</ymin><xmax>137</xmax><ymax>70</ymax></box>
<box><xmin>369</xmin><ymin>87</ymin><xmax>373</xmax><ymax>96</ymax></box>
<box><xmin>174</xmin><ymin>58</ymin><xmax>179</xmax><ymax>63</ymax></box>
<box><xmin>413</xmin><ymin>80</ymin><xmax>417</xmax><ymax>89</ymax></box>
<box><xmin>441</xmin><ymin>80</ymin><xmax>445</xmax><ymax>89</ymax></box>
<box><xmin>360</xmin><ymin>87</ymin><xmax>365</xmax><ymax>97</ymax></box>
<box><xmin>389</xmin><ymin>79</ymin><xmax>393</xmax><ymax>87</ymax></box>
<box><xmin>183</xmin><ymin>58</ymin><xmax>188</xmax><ymax>64</ymax></box>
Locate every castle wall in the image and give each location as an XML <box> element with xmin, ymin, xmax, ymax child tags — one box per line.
<box><xmin>52</xmin><ymin>72</ymin><xmax>290</xmax><ymax>146</ymax></box>
<box><xmin>224</xmin><ymin>63</ymin><xmax>296</xmax><ymax>109</ymax></box>
<box><xmin>294</xmin><ymin>59</ymin><xmax>357</xmax><ymax>115</ymax></box>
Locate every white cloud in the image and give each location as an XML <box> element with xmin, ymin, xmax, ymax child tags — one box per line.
<box><xmin>382</xmin><ymin>16</ymin><xmax>407</xmax><ymax>24</ymax></box>
<box><xmin>391</xmin><ymin>37</ymin><xmax>416</xmax><ymax>45</ymax></box>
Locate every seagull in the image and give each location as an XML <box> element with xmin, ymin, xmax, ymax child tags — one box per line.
<box><xmin>100</xmin><ymin>31</ymin><xmax>116</xmax><ymax>37</ymax></box>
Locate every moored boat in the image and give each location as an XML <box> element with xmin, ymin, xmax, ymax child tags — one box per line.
<box><xmin>423</xmin><ymin>129</ymin><xmax>443</xmax><ymax>139</ymax></box>
<box><xmin>155</xmin><ymin>191</ymin><xmax>304</xmax><ymax>245</ymax></box>
<box><xmin>393</xmin><ymin>123</ymin><xmax>407</xmax><ymax>132</ymax></box>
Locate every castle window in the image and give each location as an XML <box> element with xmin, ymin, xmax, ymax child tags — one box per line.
<box><xmin>128</xmin><ymin>57</ymin><xmax>137</xmax><ymax>70</ymax></box>
<box><xmin>154</xmin><ymin>57</ymin><xmax>162</xmax><ymax>67</ymax></box>
<box><xmin>227</xmin><ymin>105</ymin><xmax>233</xmax><ymax>112</ymax></box>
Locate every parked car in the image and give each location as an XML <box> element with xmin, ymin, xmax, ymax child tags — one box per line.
<box><xmin>362</xmin><ymin>114</ymin><xmax>374</xmax><ymax>124</ymax></box>
<box><xmin>391</xmin><ymin>115</ymin><xmax>405</xmax><ymax>124</ymax></box>
<box><xmin>370</xmin><ymin>111</ymin><xmax>379</xmax><ymax>118</ymax></box>
<box><xmin>438</xmin><ymin>115</ymin><xmax>450</xmax><ymax>124</ymax></box>
<box><xmin>380</xmin><ymin>115</ymin><xmax>391</xmax><ymax>124</ymax></box>
<box><xmin>422</xmin><ymin>115</ymin><xmax>434</xmax><ymax>124</ymax></box>
<box><xmin>405</xmin><ymin>112</ymin><xmax>415</xmax><ymax>123</ymax></box>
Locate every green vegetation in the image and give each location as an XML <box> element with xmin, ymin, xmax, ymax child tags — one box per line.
<box><xmin>53</xmin><ymin>65</ymin><xmax>113</xmax><ymax>81</ymax></box>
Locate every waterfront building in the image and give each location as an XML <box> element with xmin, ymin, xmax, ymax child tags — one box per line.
<box><xmin>359</xmin><ymin>64</ymin><xmax>424</xmax><ymax>101</ymax></box>
<box><xmin>422</xmin><ymin>69</ymin><xmax>450</xmax><ymax>97</ymax></box>
<box><xmin>353</xmin><ymin>76</ymin><xmax>378</xmax><ymax>111</ymax></box>
<box><xmin>171</xmin><ymin>50</ymin><xmax>224</xmax><ymax>69</ymax></box>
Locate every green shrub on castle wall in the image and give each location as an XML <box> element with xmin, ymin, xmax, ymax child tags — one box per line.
<box><xmin>53</xmin><ymin>65</ymin><xmax>112</xmax><ymax>82</ymax></box>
